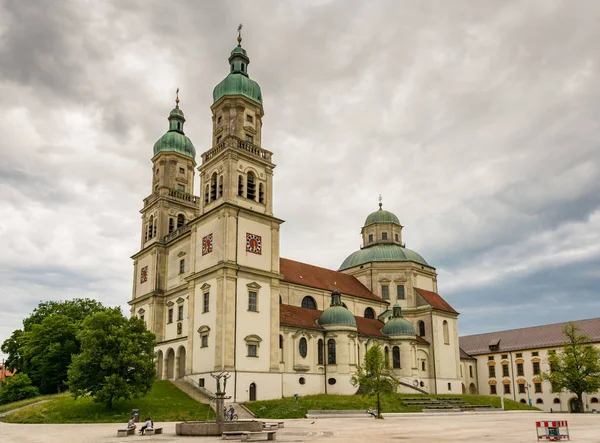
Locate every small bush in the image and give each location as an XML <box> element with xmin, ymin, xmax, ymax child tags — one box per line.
<box><xmin>0</xmin><ymin>374</ymin><xmax>40</xmax><ymax>405</ymax></box>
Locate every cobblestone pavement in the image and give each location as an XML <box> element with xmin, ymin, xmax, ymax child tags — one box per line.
<box><xmin>1</xmin><ymin>412</ymin><xmax>599</xmax><ymax>443</ymax></box>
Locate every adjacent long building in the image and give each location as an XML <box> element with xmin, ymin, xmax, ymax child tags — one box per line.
<box><xmin>129</xmin><ymin>35</ymin><xmax>462</xmax><ymax>402</ymax></box>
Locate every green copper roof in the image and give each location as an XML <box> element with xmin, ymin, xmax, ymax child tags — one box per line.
<box><xmin>213</xmin><ymin>44</ymin><xmax>262</xmax><ymax>105</ymax></box>
<box><xmin>318</xmin><ymin>290</ymin><xmax>357</xmax><ymax>328</ymax></box>
<box><xmin>382</xmin><ymin>303</ymin><xmax>415</xmax><ymax>337</ymax></box>
<box><xmin>153</xmin><ymin>104</ymin><xmax>196</xmax><ymax>159</ymax></box>
<box><xmin>364</xmin><ymin>204</ymin><xmax>401</xmax><ymax>227</ymax></box>
<box><xmin>339</xmin><ymin>244</ymin><xmax>428</xmax><ymax>271</ymax></box>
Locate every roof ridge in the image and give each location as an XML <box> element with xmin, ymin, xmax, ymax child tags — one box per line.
<box><xmin>459</xmin><ymin>316</ymin><xmax>600</xmax><ymax>339</ymax></box>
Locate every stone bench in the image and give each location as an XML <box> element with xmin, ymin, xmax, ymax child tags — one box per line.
<box><xmin>262</xmin><ymin>421</ymin><xmax>284</xmax><ymax>429</ymax></box>
<box><xmin>222</xmin><ymin>431</ymin><xmax>246</xmax><ymax>440</ymax></box>
<box><xmin>241</xmin><ymin>430</ymin><xmax>276</xmax><ymax>441</ymax></box>
<box><xmin>145</xmin><ymin>427</ymin><xmax>163</xmax><ymax>435</ymax></box>
<box><xmin>117</xmin><ymin>428</ymin><xmax>136</xmax><ymax>437</ymax></box>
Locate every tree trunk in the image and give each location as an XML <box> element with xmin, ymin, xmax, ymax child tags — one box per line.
<box><xmin>577</xmin><ymin>394</ymin><xmax>584</xmax><ymax>413</ymax></box>
<box><xmin>377</xmin><ymin>392</ymin><xmax>381</xmax><ymax>419</ymax></box>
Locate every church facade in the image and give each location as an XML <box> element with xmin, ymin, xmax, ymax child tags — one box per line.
<box><xmin>129</xmin><ymin>35</ymin><xmax>462</xmax><ymax>402</ymax></box>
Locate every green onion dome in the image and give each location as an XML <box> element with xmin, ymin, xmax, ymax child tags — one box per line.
<box><xmin>381</xmin><ymin>303</ymin><xmax>415</xmax><ymax>337</ymax></box>
<box><xmin>339</xmin><ymin>244</ymin><xmax>428</xmax><ymax>270</ymax></box>
<box><xmin>364</xmin><ymin>204</ymin><xmax>401</xmax><ymax>227</ymax></box>
<box><xmin>213</xmin><ymin>43</ymin><xmax>262</xmax><ymax>105</ymax></box>
<box><xmin>153</xmin><ymin>104</ymin><xmax>196</xmax><ymax>159</ymax></box>
<box><xmin>318</xmin><ymin>289</ymin><xmax>357</xmax><ymax>328</ymax></box>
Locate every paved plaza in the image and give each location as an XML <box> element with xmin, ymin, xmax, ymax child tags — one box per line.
<box><xmin>1</xmin><ymin>412</ymin><xmax>599</xmax><ymax>443</ymax></box>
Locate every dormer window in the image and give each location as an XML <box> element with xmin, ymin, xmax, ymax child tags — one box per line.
<box><xmin>382</xmin><ymin>232</ymin><xmax>388</xmax><ymax>240</ymax></box>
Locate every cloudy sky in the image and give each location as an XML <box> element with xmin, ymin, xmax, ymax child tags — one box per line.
<box><xmin>1</xmin><ymin>0</ymin><xmax>599</xmax><ymax>357</ymax></box>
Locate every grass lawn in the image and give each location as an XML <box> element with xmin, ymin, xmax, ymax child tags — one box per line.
<box><xmin>0</xmin><ymin>395</ymin><xmax>54</xmax><ymax>414</ymax></box>
<box><xmin>245</xmin><ymin>393</ymin><xmax>539</xmax><ymax>419</ymax></box>
<box><xmin>1</xmin><ymin>381</ymin><xmax>214</xmax><ymax>424</ymax></box>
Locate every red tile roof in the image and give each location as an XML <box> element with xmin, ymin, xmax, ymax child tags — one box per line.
<box><xmin>415</xmin><ymin>288</ymin><xmax>458</xmax><ymax>314</ymax></box>
<box><xmin>460</xmin><ymin>317</ymin><xmax>600</xmax><ymax>356</ymax></box>
<box><xmin>0</xmin><ymin>365</ymin><xmax>15</xmax><ymax>381</ymax></box>
<box><xmin>280</xmin><ymin>258</ymin><xmax>384</xmax><ymax>303</ymax></box>
<box><xmin>279</xmin><ymin>304</ymin><xmax>428</xmax><ymax>344</ymax></box>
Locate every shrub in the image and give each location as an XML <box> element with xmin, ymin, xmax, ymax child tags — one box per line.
<box><xmin>0</xmin><ymin>373</ymin><xmax>40</xmax><ymax>405</ymax></box>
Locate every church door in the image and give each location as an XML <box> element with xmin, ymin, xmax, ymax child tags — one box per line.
<box><xmin>249</xmin><ymin>383</ymin><xmax>257</xmax><ymax>401</ymax></box>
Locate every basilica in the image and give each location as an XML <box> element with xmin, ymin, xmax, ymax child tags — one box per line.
<box><xmin>129</xmin><ymin>34</ymin><xmax>462</xmax><ymax>402</ymax></box>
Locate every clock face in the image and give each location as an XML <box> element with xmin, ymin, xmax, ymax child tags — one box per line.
<box><xmin>202</xmin><ymin>234</ymin><xmax>213</xmax><ymax>256</ymax></box>
<box><xmin>246</xmin><ymin>233</ymin><xmax>262</xmax><ymax>255</ymax></box>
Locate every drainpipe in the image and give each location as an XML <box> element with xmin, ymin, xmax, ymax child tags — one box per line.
<box><xmin>429</xmin><ymin>310</ymin><xmax>438</xmax><ymax>394</ymax></box>
<box><xmin>509</xmin><ymin>351</ymin><xmax>516</xmax><ymax>402</ymax></box>
<box><xmin>323</xmin><ymin>331</ymin><xmax>328</xmax><ymax>394</ymax></box>
<box><xmin>233</xmin><ymin>208</ymin><xmax>241</xmax><ymax>401</ymax></box>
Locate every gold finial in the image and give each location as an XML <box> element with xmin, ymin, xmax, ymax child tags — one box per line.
<box><xmin>237</xmin><ymin>23</ymin><xmax>243</xmax><ymax>46</ymax></box>
<box><xmin>175</xmin><ymin>87</ymin><xmax>180</xmax><ymax>107</ymax></box>
<box><xmin>378</xmin><ymin>194</ymin><xmax>383</xmax><ymax>209</ymax></box>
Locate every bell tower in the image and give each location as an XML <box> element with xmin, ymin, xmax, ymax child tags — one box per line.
<box><xmin>199</xmin><ymin>29</ymin><xmax>274</xmax><ymax>217</ymax></box>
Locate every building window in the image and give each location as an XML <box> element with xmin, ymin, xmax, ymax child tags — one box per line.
<box><xmin>517</xmin><ymin>363</ymin><xmax>524</xmax><ymax>376</ymax></box>
<box><xmin>217</xmin><ymin>115</ymin><xmax>222</xmax><ymax>124</ymax></box>
<box><xmin>299</xmin><ymin>377</ymin><xmax>305</xmax><ymax>385</ymax></box>
<box><xmin>533</xmin><ymin>362</ymin><xmax>540</xmax><ymax>375</ymax></box>
<box><xmin>248</xmin><ymin>344</ymin><xmax>258</xmax><ymax>357</ymax></box>
<box><xmin>397</xmin><ymin>285</ymin><xmax>405</xmax><ymax>300</ymax></box>
<box><xmin>448</xmin><ymin>382</ymin><xmax>452</xmax><ymax>391</ymax></box>
<box><xmin>381</xmin><ymin>284</ymin><xmax>389</xmax><ymax>300</ymax></box>
<box><xmin>210</xmin><ymin>172</ymin><xmax>217</xmax><ymax>201</ymax></box>
<box><xmin>218</xmin><ymin>175</ymin><xmax>223</xmax><ymax>198</ymax></box>
<box><xmin>299</xmin><ymin>337</ymin><xmax>308</xmax><ymax>358</ymax></box>
<box><xmin>554</xmin><ymin>398</ymin><xmax>561</xmax><ymax>404</ymax></box>
<box><xmin>536</xmin><ymin>398</ymin><xmax>543</xmax><ymax>404</ymax></box>
<box><xmin>238</xmin><ymin>175</ymin><xmax>244</xmax><ymax>196</ymax></box>
<box><xmin>178</xmin><ymin>184</ymin><xmax>185</xmax><ymax>192</ymax></box>
<box><xmin>502</xmin><ymin>364</ymin><xmax>509</xmax><ymax>377</ymax></box>
<box><xmin>469</xmin><ymin>365</ymin><xmax>473</xmax><ymax>377</ymax></box>
<box><xmin>258</xmin><ymin>183</ymin><xmax>264</xmax><ymax>204</ymax></box>
<box><xmin>247</xmin><ymin>172</ymin><xmax>256</xmax><ymax>200</ymax></box>
<box><xmin>140</xmin><ymin>314</ymin><xmax>144</xmax><ymax>323</ymax></box>
<box><xmin>246</xmin><ymin>134</ymin><xmax>253</xmax><ymax>143</ymax></box>
<box><xmin>179</xmin><ymin>167</ymin><xmax>185</xmax><ymax>174</ymax></box>
<box><xmin>518</xmin><ymin>383</ymin><xmax>525</xmax><ymax>394</ymax></box>
<box><xmin>489</xmin><ymin>365</ymin><xmax>496</xmax><ymax>378</ymax></box>
<box><xmin>395</xmin><ymin>233</ymin><xmax>398</xmax><ymax>242</ymax></box>
<box><xmin>328</xmin><ymin>378</ymin><xmax>336</xmax><ymax>385</ymax></box>
<box><xmin>327</xmin><ymin>339</ymin><xmax>336</xmax><ymax>364</ymax></box>
<box><xmin>199</xmin><ymin>378</ymin><xmax>205</xmax><ymax>387</ymax></box>
<box><xmin>490</xmin><ymin>385</ymin><xmax>497</xmax><ymax>395</ymax></box>
<box><xmin>421</xmin><ymin>360</ymin><xmax>426</xmax><ymax>371</ymax></box>
<box><xmin>532</xmin><ymin>351</ymin><xmax>539</xmax><ymax>356</ymax></box>
<box><xmin>154</xmin><ymin>184</ymin><xmax>159</xmax><ymax>191</ymax></box>
<box><xmin>364</xmin><ymin>307</ymin><xmax>375</xmax><ymax>319</ymax></box>
<box><xmin>443</xmin><ymin>320</ymin><xmax>450</xmax><ymax>345</ymax></box>
<box><xmin>201</xmin><ymin>335</ymin><xmax>208</xmax><ymax>347</ymax></box>
<box><xmin>382</xmin><ymin>232</ymin><xmax>388</xmax><ymax>240</ymax></box>
<box><xmin>179</xmin><ymin>259</ymin><xmax>185</xmax><ymax>274</ymax></box>
<box><xmin>247</xmin><ymin>114</ymin><xmax>253</xmax><ymax>123</ymax></box>
<box><xmin>504</xmin><ymin>384</ymin><xmax>511</xmax><ymax>394</ymax></box>
<box><xmin>418</xmin><ymin>321</ymin><xmax>425</xmax><ymax>337</ymax></box>
<box><xmin>169</xmin><ymin>217</ymin><xmax>174</xmax><ymax>233</ymax></box>
<box><xmin>177</xmin><ymin>214</ymin><xmax>185</xmax><ymax>228</ymax></box>
<box><xmin>217</xmin><ymin>135</ymin><xmax>222</xmax><ymax>144</ymax></box>
<box><xmin>168</xmin><ymin>308</ymin><xmax>173</xmax><ymax>323</ymax></box>
<box><xmin>205</xmin><ymin>184</ymin><xmax>209</xmax><ymax>204</ymax></box>
<box><xmin>591</xmin><ymin>397</ymin><xmax>599</xmax><ymax>404</ymax></box>
<box><xmin>392</xmin><ymin>346</ymin><xmax>400</xmax><ymax>369</ymax></box>
<box><xmin>248</xmin><ymin>291</ymin><xmax>258</xmax><ymax>312</ymax></box>
<box><xmin>203</xmin><ymin>293</ymin><xmax>209</xmax><ymax>313</ymax></box>
<box><xmin>516</xmin><ymin>353</ymin><xmax>522</xmax><ymax>358</ymax></box>
<box><xmin>534</xmin><ymin>382</ymin><xmax>542</xmax><ymax>393</ymax></box>
<box><xmin>368</xmin><ymin>234</ymin><xmax>373</xmax><ymax>243</ymax></box>
<box><xmin>178</xmin><ymin>305</ymin><xmax>184</xmax><ymax>321</ymax></box>
<box><xmin>318</xmin><ymin>339</ymin><xmax>324</xmax><ymax>365</ymax></box>
<box><xmin>501</xmin><ymin>354</ymin><xmax>508</xmax><ymax>359</ymax></box>
<box><xmin>488</xmin><ymin>356</ymin><xmax>494</xmax><ymax>361</ymax></box>
<box><xmin>301</xmin><ymin>296</ymin><xmax>317</xmax><ymax>310</ymax></box>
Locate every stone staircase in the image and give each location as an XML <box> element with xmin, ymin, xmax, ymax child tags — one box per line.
<box><xmin>171</xmin><ymin>379</ymin><xmax>212</xmax><ymax>404</ymax></box>
<box><xmin>398</xmin><ymin>397</ymin><xmax>496</xmax><ymax>411</ymax></box>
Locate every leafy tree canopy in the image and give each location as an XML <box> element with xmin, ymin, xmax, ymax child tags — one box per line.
<box><xmin>542</xmin><ymin>322</ymin><xmax>600</xmax><ymax>413</ymax></box>
<box><xmin>0</xmin><ymin>373</ymin><xmax>40</xmax><ymax>405</ymax></box>
<box><xmin>68</xmin><ymin>308</ymin><xmax>156</xmax><ymax>409</ymax></box>
<box><xmin>350</xmin><ymin>343</ymin><xmax>398</xmax><ymax>418</ymax></box>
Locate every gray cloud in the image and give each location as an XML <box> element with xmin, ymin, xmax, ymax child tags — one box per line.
<box><xmin>1</xmin><ymin>0</ymin><xmax>599</xmax><ymax>355</ymax></box>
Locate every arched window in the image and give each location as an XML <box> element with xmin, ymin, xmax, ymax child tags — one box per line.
<box><xmin>238</xmin><ymin>175</ymin><xmax>244</xmax><ymax>196</ymax></box>
<box><xmin>258</xmin><ymin>183</ymin><xmax>264</xmax><ymax>204</ymax></box>
<box><xmin>392</xmin><ymin>346</ymin><xmax>400</xmax><ymax>369</ymax></box>
<box><xmin>247</xmin><ymin>172</ymin><xmax>256</xmax><ymax>200</ymax></box>
<box><xmin>177</xmin><ymin>214</ymin><xmax>185</xmax><ymax>228</ymax></box>
<box><xmin>205</xmin><ymin>184</ymin><xmax>210</xmax><ymax>204</ymax></box>
<box><xmin>553</xmin><ymin>398</ymin><xmax>561</xmax><ymax>404</ymax></box>
<box><xmin>364</xmin><ymin>307</ymin><xmax>375</xmax><ymax>319</ymax></box>
<box><xmin>520</xmin><ymin>399</ymin><xmax>526</xmax><ymax>404</ymax></box>
<box><xmin>218</xmin><ymin>175</ymin><xmax>223</xmax><ymax>198</ymax></box>
<box><xmin>210</xmin><ymin>172</ymin><xmax>217</xmax><ymax>201</ymax></box>
<box><xmin>443</xmin><ymin>320</ymin><xmax>450</xmax><ymax>345</ymax></box>
<box><xmin>148</xmin><ymin>215</ymin><xmax>154</xmax><ymax>240</ymax></box>
<box><xmin>301</xmin><ymin>296</ymin><xmax>317</xmax><ymax>310</ymax></box>
<box><xmin>299</xmin><ymin>337</ymin><xmax>307</xmax><ymax>358</ymax></box>
<box><xmin>536</xmin><ymin>398</ymin><xmax>544</xmax><ymax>404</ymax></box>
<box><xmin>418</xmin><ymin>320</ymin><xmax>425</xmax><ymax>337</ymax></box>
<box><xmin>318</xmin><ymin>339</ymin><xmax>324</xmax><ymax>365</ymax></box>
<box><xmin>591</xmin><ymin>397</ymin><xmax>599</xmax><ymax>404</ymax></box>
<box><xmin>168</xmin><ymin>217</ymin><xmax>174</xmax><ymax>233</ymax></box>
<box><xmin>327</xmin><ymin>339</ymin><xmax>336</xmax><ymax>364</ymax></box>
<box><xmin>384</xmin><ymin>346</ymin><xmax>390</xmax><ymax>368</ymax></box>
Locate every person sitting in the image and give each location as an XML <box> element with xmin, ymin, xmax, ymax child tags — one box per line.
<box><xmin>367</xmin><ymin>407</ymin><xmax>377</xmax><ymax>417</ymax></box>
<box><xmin>139</xmin><ymin>417</ymin><xmax>154</xmax><ymax>435</ymax></box>
<box><xmin>127</xmin><ymin>416</ymin><xmax>137</xmax><ymax>431</ymax></box>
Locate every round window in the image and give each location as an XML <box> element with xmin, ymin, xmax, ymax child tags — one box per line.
<box><xmin>328</xmin><ymin>378</ymin><xmax>336</xmax><ymax>385</ymax></box>
<box><xmin>299</xmin><ymin>377</ymin><xmax>306</xmax><ymax>385</ymax></box>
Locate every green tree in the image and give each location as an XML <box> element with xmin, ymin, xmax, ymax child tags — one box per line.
<box><xmin>350</xmin><ymin>343</ymin><xmax>399</xmax><ymax>418</ymax></box>
<box><xmin>0</xmin><ymin>373</ymin><xmax>40</xmax><ymax>405</ymax></box>
<box><xmin>542</xmin><ymin>322</ymin><xmax>600</xmax><ymax>413</ymax></box>
<box><xmin>68</xmin><ymin>308</ymin><xmax>156</xmax><ymax>409</ymax></box>
<box><xmin>1</xmin><ymin>299</ymin><xmax>108</xmax><ymax>393</ymax></box>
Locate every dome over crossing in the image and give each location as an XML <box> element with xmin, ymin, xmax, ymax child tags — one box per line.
<box><xmin>382</xmin><ymin>303</ymin><xmax>415</xmax><ymax>337</ymax></box>
<box><xmin>318</xmin><ymin>289</ymin><xmax>357</xmax><ymax>328</ymax></box>
<box><xmin>339</xmin><ymin>244</ymin><xmax>428</xmax><ymax>270</ymax></box>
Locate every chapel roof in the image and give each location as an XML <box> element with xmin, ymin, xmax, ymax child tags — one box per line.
<box><xmin>415</xmin><ymin>288</ymin><xmax>458</xmax><ymax>314</ymax></box>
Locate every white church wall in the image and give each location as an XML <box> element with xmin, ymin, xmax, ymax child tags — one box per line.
<box><xmin>236</xmin><ymin>217</ymin><xmax>272</xmax><ymax>272</ymax></box>
<box><xmin>135</xmin><ymin>253</ymin><xmax>154</xmax><ymax>297</ymax></box>
<box><xmin>415</xmin><ymin>274</ymin><xmax>434</xmax><ymax>291</ymax></box>
<box><xmin>166</xmin><ymin>238</ymin><xmax>191</xmax><ymax>290</ymax></box>
<box><xmin>235</xmin><ymin>372</ymin><xmax>282</xmax><ymax>401</ymax></box>
<box><xmin>282</xmin><ymin>373</ymin><xmax>324</xmax><ymax>397</ymax></box>
<box><xmin>195</xmin><ymin>216</ymin><xmax>223</xmax><ymax>270</ymax></box>
<box><xmin>192</xmin><ymin>278</ymin><xmax>217</xmax><ymax>374</ymax></box>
